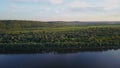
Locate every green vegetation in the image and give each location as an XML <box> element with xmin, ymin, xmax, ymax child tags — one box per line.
<box><xmin>0</xmin><ymin>20</ymin><xmax>120</xmax><ymax>51</ymax></box>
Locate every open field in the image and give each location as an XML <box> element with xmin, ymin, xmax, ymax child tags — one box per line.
<box><xmin>1</xmin><ymin>24</ymin><xmax>120</xmax><ymax>34</ymax></box>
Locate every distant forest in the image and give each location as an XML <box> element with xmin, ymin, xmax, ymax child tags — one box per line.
<box><xmin>0</xmin><ymin>20</ymin><xmax>61</xmax><ymax>30</ymax></box>
<box><xmin>0</xmin><ymin>20</ymin><xmax>120</xmax><ymax>30</ymax></box>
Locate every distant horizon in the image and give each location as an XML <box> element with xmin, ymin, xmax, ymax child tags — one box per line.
<box><xmin>1</xmin><ymin>19</ymin><xmax>120</xmax><ymax>22</ymax></box>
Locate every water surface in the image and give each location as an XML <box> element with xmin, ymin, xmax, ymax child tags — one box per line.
<box><xmin>0</xmin><ymin>49</ymin><xmax>120</xmax><ymax>68</ymax></box>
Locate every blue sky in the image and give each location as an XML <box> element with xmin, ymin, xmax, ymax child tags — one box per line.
<box><xmin>0</xmin><ymin>0</ymin><xmax>120</xmax><ymax>21</ymax></box>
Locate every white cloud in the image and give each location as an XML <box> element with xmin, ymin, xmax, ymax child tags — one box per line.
<box><xmin>55</xmin><ymin>10</ymin><xmax>60</xmax><ymax>13</ymax></box>
<box><xmin>10</xmin><ymin>0</ymin><xmax>42</xmax><ymax>3</ymax></box>
<box><xmin>49</xmin><ymin>0</ymin><xmax>63</xmax><ymax>4</ymax></box>
<box><xmin>11</xmin><ymin>0</ymin><xmax>63</xmax><ymax>4</ymax></box>
<box><xmin>69</xmin><ymin>0</ymin><xmax>119</xmax><ymax>12</ymax></box>
<box><xmin>69</xmin><ymin>1</ymin><xmax>103</xmax><ymax>12</ymax></box>
<box><xmin>44</xmin><ymin>8</ymin><xmax>51</xmax><ymax>11</ymax></box>
<box><xmin>103</xmin><ymin>0</ymin><xmax>118</xmax><ymax>10</ymax></box>
<box><xmin>70</xmin><ymin>1</ymin><xmax>93</xmax><ymax>9</ymax></box>
<box><xmin>10</xmin><ymin>4</ymin><xmax>17</xmax><ymax>8</ymax></box>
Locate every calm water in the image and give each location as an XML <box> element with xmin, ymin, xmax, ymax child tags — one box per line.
<box><xmin>0</xmin><ymin>49</ymin><xmax>120</xmax><ymax>68</ymax></box>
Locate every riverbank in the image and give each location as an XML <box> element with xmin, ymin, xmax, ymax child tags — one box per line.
<box><xmin>0</xmin><ymin>43</ymin><xmax>119</xmax><ymax>53</ymax></box>
<box><xmin>0</xmin><ymin>23</ymin><xmax>119</xmax><ymax>52</ymax></box>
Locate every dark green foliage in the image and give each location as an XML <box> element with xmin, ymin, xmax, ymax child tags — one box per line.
<box><xmin>0</xmin><ymin>20</ymin><xmax>120</xmax><ymax>51</ymax></box>
<box><xmin>0</xmin><ymin>26</ymin><xmax>120</xmax><ymax>49</ymax></box>
<box><xmin>0</xmin><ymin>20</ymin><xmax>63</xmax><ymax>30</ymax></box>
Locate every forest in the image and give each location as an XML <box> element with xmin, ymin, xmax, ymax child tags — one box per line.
<box><xmin>0</xmin><ymin>20</ymin><xmax>120</xmax><ymax>51</ymax></box>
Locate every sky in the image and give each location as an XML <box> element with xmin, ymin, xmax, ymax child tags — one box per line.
<box><xmin>0</xmin><ymin>0</ymin><xmax>120</xmax><ymax>21</ymax></box>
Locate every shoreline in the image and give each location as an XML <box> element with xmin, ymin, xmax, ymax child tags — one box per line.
<box><xmin>0</xmin><ymin>44</ymin><xmax>119</xmax><ymax>54</ymax></box>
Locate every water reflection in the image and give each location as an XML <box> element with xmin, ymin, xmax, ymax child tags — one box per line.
<box><xmin>0</xmin><ymin>48</ymin><xmax>120</xmax><ymax>68</ymax></box>
<box><xmin>0</xmin><ymin>48</ymin><xmax>119</xmax><ymax>54</ymax></box>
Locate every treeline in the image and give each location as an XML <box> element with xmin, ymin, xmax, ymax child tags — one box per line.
<box><xmin>0</xmin><ymin>27</ymin><xmax>119</xmax><ymax>50</ymax></box>
<box><xmin>0</xmin><ymin>20</ymin><xmax>63</xmax><ymax>30</ymax></box>
<box><xmin>0</xmin><ymin>20</ymin><xmax>119</xmax><ymax>30</ymax></box>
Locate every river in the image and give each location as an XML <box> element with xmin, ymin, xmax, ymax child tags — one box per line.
<box><xmin>0</xmin><ymin>49</ymin><xmax>120</xmax><ymax>68</ymax></box>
